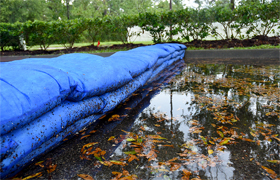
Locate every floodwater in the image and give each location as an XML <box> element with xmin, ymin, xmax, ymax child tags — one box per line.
<box><xmin>18</xmin><ymin>61</ymin><xmax>280</xmax><ymax>180</ymax></box>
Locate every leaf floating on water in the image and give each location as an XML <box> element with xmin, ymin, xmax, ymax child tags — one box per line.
<box><xmin>124</xmin><ymin>151</ymin><xmax>137</xmax><ymax>155</ymax></box>
<box><xmin>217</xmin><ymin>131</ymin><xmax>224</xmax><ymax>138</ymax></box>
<box><xmin>77</xmin><ymin>174</ymin><xmax>94</xmax><ymax>180</ymax></box>
<box><xmin>108</xmin><ymin>136</ymin><xmax>115</xmax><ymax>141</ymax></box>
<box><xmin>242</xmin><ymin>138</ymin><xmax>255</xmax><ymax>142</ymax></box>
<box><xmin>128</xmin><ymin>154</ymin><xmax>139</xmax><ymax>162</ymax></box>
<box><xmin>126</xmin><ymin>138</ymin><xmax>136</xmax><ymax>142</ymax></box>
<box><xmin>199</xmin><ymin>136</ymin><xmax>208</xmax><ymax>145</ymax></box>
<box><xmin>208</xmin><ymin>149</ymin><xmax>214</xmax><ymax>155</ymax></box>
<box><xmin>267</xmin><ymin>160</ymin><xmax>280</xmax><ymax>164</ymax></box>
<box><xmin>89</xmin><ymin>130</ymin><xmax>97</xmax><ymax>134</ymax></box>
<box><xmin>110</xmin><ymin>160</ymin><xmax>127</xmax><ymax>166</ymax></box>
<box><xmin>140</xmin><ymin>126</ymin><xmax>146</xmax><ymax>131</ymax></box>
<box><xmin>219</xmin><ymin>138</ymin><xmax>230</xmax><ymax>145</ymax></box>
<box><xmin>250</xmin><ymin>132</ymin><xmax>256</xmax><ymax>137</ymax></box>
<box><xmin>261</xmin><ymin>166</ymin><xmax>277</xmax><ymax>179</ymax></box>
<box><xmin>162</xmin><ymin>144</ymin><xmax>174</xmax><ymax>148</ymax></box>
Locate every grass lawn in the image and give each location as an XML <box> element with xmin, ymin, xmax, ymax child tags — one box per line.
<box><xmin>29</xmin><ymin>41</ymin><xmax>154</xmax><ymax>50</ymax></box>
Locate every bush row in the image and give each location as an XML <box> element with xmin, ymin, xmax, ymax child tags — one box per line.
<box><xmin>1</xmin><ymin>1</ymin><xmax>279</xmax><ymax>51</ymax></box>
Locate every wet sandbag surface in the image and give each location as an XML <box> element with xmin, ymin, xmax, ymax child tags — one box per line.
<box><xmin>0</xmin><ymin>43</ymin><xmax>186</xmax><ymax>178</ymax></box>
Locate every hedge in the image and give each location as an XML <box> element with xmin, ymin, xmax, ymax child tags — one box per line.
<box><xmin>0</xmin><ymin>1</ymin><xmax>279</xmax><ymax>51</ymax></box>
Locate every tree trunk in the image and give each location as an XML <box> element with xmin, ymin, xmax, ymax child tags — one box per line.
<box><xmin>169</xmin><ymin>0</ymin><xmax>172</xmax><ymax>40</ymax></box>
<box><xmin>66</xmin><ymin>0</ymin><xmax>70</xmax><ymax>19</ymax></box>
<box><xmin>230</xmin><ymin>0</ymin><xmax>235</xmax><ymax>10</ymax></box>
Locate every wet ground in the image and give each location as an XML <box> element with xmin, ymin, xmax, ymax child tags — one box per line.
<box><xmin>12</xmin><ymin>58</ymin><xmax>280</xmax><ymax>180</ymax></box>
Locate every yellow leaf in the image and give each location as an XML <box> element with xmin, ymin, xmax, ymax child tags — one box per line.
<box><xmin>250</xmin><ymin>132</ymin><xmax>256</xmax><ymax>137</ymax></box>
<box><xmin>110</xmin><ymin>160</ymin><xmax>127</xmax><ymax>166</ymax></box>
<box><xmin>154</xmin><ymin>124</ymin><xmax>160</xmax><ymax>127</ymax></box>
<box><xmin>217</xmin><ymin>131</ymin><xmax>224</xmax><ymax>138</ymax></box>
<box><xmin>208</xmin><ymin>149</ymin><xmax>214</xmax><ymax>155</ymax></box>
<box><xmin>219</xmin><ymin>138</ymin><xmax>230</xmax><ymax>145</ymax></box>
<box><xmin>77</xmin><ymin>174</ymin><xmax>94</xmax><ymax>180</ymax></box>
<box><xmin>22</xmin><ymin>172</ymin><xmax>42</xmax><ymax>180</ymax></box>
<box><xmin>267</xmin><ymin>160</ymin><xmax>280</xmax><ymax>164</ymax></box>
<box><xmin>108</xmin><ymin>136</ymin><xmax>115</xmax><ymax>141</ymax></box>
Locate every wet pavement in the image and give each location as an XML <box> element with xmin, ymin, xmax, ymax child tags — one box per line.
<box><xmin>11</xmin><ymin>58</ymin><xmax>280</xmax><ymax>180</ymax></box>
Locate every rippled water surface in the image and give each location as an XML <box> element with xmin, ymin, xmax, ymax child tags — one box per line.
<box><xmin>19</xmin><ymin>62</ymin><xmax>280</xmax><ymax>180</ymax></box>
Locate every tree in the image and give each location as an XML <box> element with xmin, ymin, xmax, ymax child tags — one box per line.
<box><xmin>0</xmin><ymin>0</ymin><xmax>49</xmax><ymax>23</ymax></box>
<box><xmin>71</xmin><ymin>0</ymin><xmax>107</xmax><ymax>19</ymax></box>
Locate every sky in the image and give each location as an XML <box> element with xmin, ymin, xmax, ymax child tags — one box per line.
<box><xmin>182</xmin><ymin>0</ymin><xmax>199</xmax><ymax>8</ymax></box>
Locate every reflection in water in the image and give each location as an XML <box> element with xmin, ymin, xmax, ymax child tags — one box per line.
<box><xmin>18</xmin><ymin>63</ymin><xmax>279</xmax><ymax>180</ymax></box>
<box><xmin>99</xmin><ymin>64</ymin><xmax>279</xmax><ymax>180</ymax></box>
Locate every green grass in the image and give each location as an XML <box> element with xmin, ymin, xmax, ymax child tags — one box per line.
<box><xmin>187</xmin><ymin>44</ymin><xmax>280</xmax><ymax>50</ymax></box>
<box><xmin>29</xmin><ymin>41</ymin><xmax>154</xmax><ymax>50</ymax></box>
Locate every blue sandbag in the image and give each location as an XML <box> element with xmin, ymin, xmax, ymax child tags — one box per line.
<box><xmin>153</xmin><ymin>44</ymin><xmax>176</xmax><ymax>53</ymax></box>
<box><xmin>0</xmin><ymin>95</ymin><xmax>104</xmax><ymax>170</ymax></box>
<box><xmin>9</xmin><ymin>53</ymin><xmax>133</xmax><ymax>101</ymax></box>
<box><xmin>0</xmin><ymin>63</ymin><xmax>73</xmax><ymax>135</ymax></box>
<box><xmin>100</xmin><ymin>68</ymin><xmax>153</xmax><ymax>113</ymax></box>
<box><xmin>104</xmin><ymin>56</ymin><xmax>150</xmax><ymax>77</ymax></box>
<box><xmin>0</xmin><ymin>43</ymin><xmax>186</xmax><ymax>179</ymax></box>
<box><xmin>112</xmin><ymin>50</ymin><xmax>160</xmax><ymax>69</ymax></box>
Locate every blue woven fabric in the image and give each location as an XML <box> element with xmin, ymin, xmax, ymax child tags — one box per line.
<box><xmin>0</xmin><ymin>43</ymin><xmax>186</xmax><ymax>178</ymax></box>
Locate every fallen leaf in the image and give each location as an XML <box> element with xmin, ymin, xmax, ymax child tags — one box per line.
<box><xmin>250</xmin><ymin>132</ymin><xmax>256</xmax><ymax>137</ymax></box>
<box><xmin>47</xmin><ymin>164</ymin><xmax>57</xmax><ymax>173</ymax></box>
<box><xmin>124</xmin><ymin>151</ymin><xmax>137</xmax><ymax>155</ymax></box>
<box><xmin>128</xmin><ymin>154</ymin><xmax>139</xmax><ymax>162</ymax></box>
<box><xmin>219</xmin><ymin>138</ymin><xmax>230</xmax><ymax>145</ymax></box>
<box><xmin>22</xmin><ymin>172</ymin><xmax>42</xmax><ymax>180</ymax></box>
<box><xmin>110</xmin><ymin>160</ymin><xmax>127</xmax><ymax>166</ymax></box>
<box><xmin>81</xmin><ymin>135</ymin><xmax>90</xmax><ymax>140</ymax></box>
<box><xmin>161</xmin><ymin>144</ymin><xmax>174</xmax><ymax>148</ymax></box>
<box><xmin>168</xmin><ymin>157</ymin><xmax>178</xmax><ymax>162</ymax></box>
<box><xmin>267</xmin><ymin>160</ymin><xmax>280</xmax><ymax>164</ymax></box>
<box><xmin>261</xmin><ymin>166</ymin><xmax>277</xmax><ymax>179</ymax></box>
<box><xmin>108</xmin><ymin>114</ymin><xmax>120</xmax><ymax>122</ymax></box>
<box><xmin>89</xmin><ymin>130</ymin><xmax>97</xmax><ymax>134</ymax></box>
<box><xmin>108</xmin><ymin>136</ymin><xmax>115</xmax><ymax>141</ymax></box>
<box><xmin>242</xmin><ymin>138</ymin><xmax>255</xmax><ymax>142</ymax></box>
<box><xmin>208</xmin><ymin>149</ymin><xmax>214</xmax><ymax>155</ymax></box>
<box><xmin>77</xmin><ymin>174</ymin><xmax>94</xmax><ymax>180</ymax></box>
<box><xmin>217</xmin><ymin>131</ymin><xmax>224</xmax><ymax>138</ymax></box>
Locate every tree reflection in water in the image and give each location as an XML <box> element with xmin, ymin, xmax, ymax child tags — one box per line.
<box><xmin>95</xmin><ymin>64</ymin><xmax>279</xmax><ymax>180</ymax></box>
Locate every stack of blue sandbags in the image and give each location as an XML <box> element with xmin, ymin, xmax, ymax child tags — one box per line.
<box><xmin>0</xmin><ymin>43</ymin><xmax>186</xmax><ymax>178</ymax></box>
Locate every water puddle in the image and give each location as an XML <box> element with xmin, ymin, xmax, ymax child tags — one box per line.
<box><xmin>18</xmin><ymin>63</ymin><xmax>280</xmax><ymax>180</ymax></box>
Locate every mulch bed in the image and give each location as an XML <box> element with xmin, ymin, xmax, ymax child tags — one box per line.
<box><xmin>1</xmin><ymin>35</ymin><xmax>279</xmax><ymax>56</ymax></box>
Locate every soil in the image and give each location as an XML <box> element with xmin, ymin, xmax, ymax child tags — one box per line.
<box><xmin>0</xmin><ymin>35</ymin><xmax>279</xmax><ymax>56</ymax></box>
